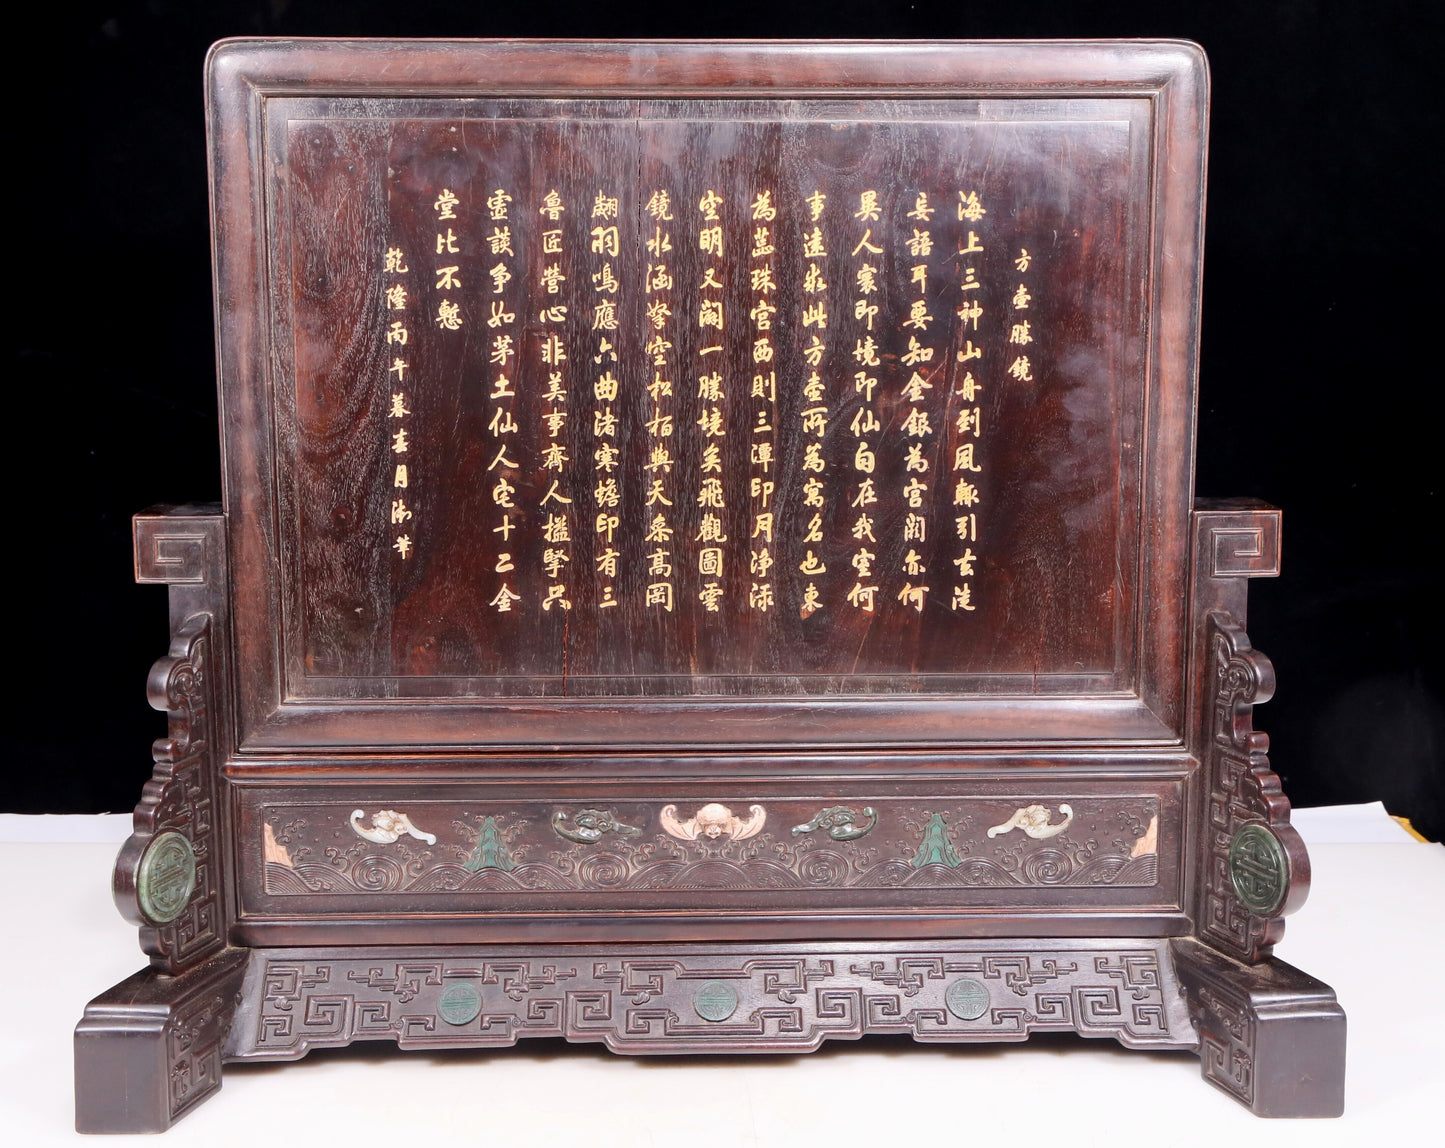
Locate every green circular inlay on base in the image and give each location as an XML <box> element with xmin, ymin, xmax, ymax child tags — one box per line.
<box><xmin>136</xmin><ymin>831</ymin><xmax>196</xmax><ymax>924</ymax></box>
<box><xmin>945</xmin><ymin>977</ymin><xmax>991</xmax><ymax>1021</ymax></box>
<box><xmin>438</xmin><ymin>982</ymin><xmax>483</xmax><ymax>1026</ymax></box>
<box><xmin>694</xmin><ymin>980</ymin><xmax>739</xmax><ymax>1022</ymax></box>
<box><xmin>1228</xmin><ymin>823</ymin><xmax>1289</xmax><ymax>915</ymax></box>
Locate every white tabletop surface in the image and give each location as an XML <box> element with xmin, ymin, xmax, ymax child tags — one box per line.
<box><xmin>2</xmin><ymin>807</ymin><xmax>1441</xmax><ymax>1145</ymax></box>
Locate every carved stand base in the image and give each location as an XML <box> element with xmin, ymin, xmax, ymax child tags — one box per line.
<box><xmin>74</xmin><ymin>938</ymin><xmax>1346</xmax><ymax>1130</ymax></box>
<box><xmin>74</xmin><ymin>949</ymin><xmax>249</xmax><ymax>1134</ymax></box>
<box><xmin>1172</xmin><ymin>938</ymin><xmax>1345</xmax><ymax>1117</ymax></box>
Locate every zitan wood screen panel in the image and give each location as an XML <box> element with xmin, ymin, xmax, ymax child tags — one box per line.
<box><xmin>209</xmin><ymin>42</ymin><xmax>1206</xmax><ymax>749</ymax></box>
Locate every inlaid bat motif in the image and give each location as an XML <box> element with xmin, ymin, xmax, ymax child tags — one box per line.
<box><xmin>660</xmin><ymin>802</ymin><xmax>767</xmax><ymax>841</ymax></box>
<box><xmin>986</xmin><ymin>804</ymin><xmax>1074</xmax><ymax>840</ymax></box>
<box><xmin>349</xmin><ymin>809</ymin><xmax>437</xmax><ymax>846</ymax></box>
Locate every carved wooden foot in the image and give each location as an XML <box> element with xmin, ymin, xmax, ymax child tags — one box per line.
<box><xmin>1171</xmin><ymin>938</ymin><xmax>1344</xmax><ymax>1117</ymax></box>
<box><xmin>74</xmin><ymin>948</ymin><xmax>249</xmax><ymax>1133</ymax></box>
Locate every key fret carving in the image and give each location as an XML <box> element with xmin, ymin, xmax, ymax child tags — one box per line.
<box><xmin>229</xmin><ymin>942</ymin><xmax>1194</xmax><ymax>1060</ymax></box>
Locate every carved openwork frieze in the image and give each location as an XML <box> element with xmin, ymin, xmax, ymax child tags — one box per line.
<box><xmin>258</xmin><ymin>796</ymin><xmax>1163</xmax><ymax>898</ymax></box>
<box><xmin>227</xmin><ymin>940</ymin><xmax>1194</xmax><ymax>1060</ymax></box>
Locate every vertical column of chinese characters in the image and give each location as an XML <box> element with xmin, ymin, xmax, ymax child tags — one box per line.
<box><xmin>641</xmin><ymin>190</ymin><xmax>679</xmax><ymax>616</ymax></box>
<box><xmin>746</xmin><ymin>190</ymin><xmax>777</xmax><ymax>616</ymax></box>
<box><xmin>635</xmin><ymin>191</ymin><xmax>675</xmax><ymax>615</ymax></box>
<box><xmin>896</xmin><ymin>191</ymin><xmax>941</xmax><ymax>615</ymax></box>
<box><xmin>795</xmin><ymin>189</ymin><xmax>830</xmax><ymax>619</ymax></box>
<box><xmin>382</xmin><ymin>238</ymin><xmax>413</xmax><ymax>561</ymax></box>
<box><xmin>845</xmin><ymin>190</ymin><xmax>885</xmax><ymax>615</ymax></box>
<box><xmin>950</xmin><ymin>189</ymin><xmax>989</xmax><ymax>613</ymax></box>
<box><xmin>433</xmin><ymin>185</ymin><xmax>466</xmax><ymax>348</ymax></box>
<box><xmin>536</xmin><ymin>189</ymin><xmax>573</xmax><ymax>613</ymax></box>
<box><xmin>588</xmin><ymin>190</ymin><xmax>623</xmax><ymax>612</ymax></box>
<box><xmin>693</xmin><ymin>188</ymin><xmax>728</xmax><ymax>616</ymax></box>
<box><xmin>483</xmin><ymin>186</ymin><xmax>523</xmax><ymax>614</ymax></box>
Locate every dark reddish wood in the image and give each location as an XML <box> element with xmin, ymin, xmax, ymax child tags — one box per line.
<box><xmin>1185</xmin><ymin>502</ymin><xmax>1311</xmax><ymax>962</ymax></box>
<box><xmin>235</xmin><ymin>776</ymin><xmax>1185</xmax><ymax>946</ymax></box>
<box><xmin>74</xmin><ymin>949</ymin><xmax>249</xmax><ymax>1134</ymax></box>
<box><xmin>109</xmin><ymin>507</ymin><xmax>234</xmax><ymax>972</ymax></box>
<box><xmin>1173</xmin><ymin>938</ymin><xmax>1346</xmax><ymax>1117</ymax></box>
<box><xmin>75</xmin><ymin>40</ymin><xmax>1344</xmax><ymax>1132</ymax></box>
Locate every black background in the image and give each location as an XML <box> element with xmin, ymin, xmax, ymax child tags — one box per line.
<box><xmin>11</xmin><ymin>2</ymin><xmax>1442</xmax><ymax>841</ymax></box>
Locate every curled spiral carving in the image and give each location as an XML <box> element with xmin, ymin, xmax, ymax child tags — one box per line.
<box><xmin>798</xmin><ymin>850</ymin><xmax>851</xmax><ymax>887</ymax></box>
<box><xmin>148</xmin><ymin>634</ymin><xmax>208</xmax><ymax>760</ymax></box>
<box><xmin>958</xmin><ymin>859</ymin><xmax>1009</xmax><ymax>885</ymax></box>
<box><xmin>1022</xmin><ymin>849</ymin><xmax>1073</xmax><ymax>885</ymax></box>
<box><xmin>166</xmin><ymin>660</ymin><xmax>203</xmax><ymax>707</ymax></box>
<box><xmin>350</xmin><ymin>855</ymin><xmax>406</xmax><ymax>891</ymax></box>
<box><xmin>577</xmin><ymin>852</ymin><xmax>630</xmax><ymax>889</ymax></box>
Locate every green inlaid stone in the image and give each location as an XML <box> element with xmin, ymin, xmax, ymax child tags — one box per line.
<box><xmin>912</xmin><ymin>813</ymin><xmax>962</xmax><ymax>869</ymax></box>
<box><xmin>464</xmin><ymin>816</ymin><xmax>517</xmax><ymax>872</ymax></box>
<box><xmin>694</xmin><ymin>980</ymin><xmax>739</xmax><ymax>1022</ymax></box>
<box><xmin>945</xmin><ymin>977</ymin><xmax>991</xmax><ymax>1021</ymax></box>
<box><xmin>438</xmin><ymin>981</ymin><xmax>483</xmax><ymax>1026</ymax></box>
<box><xmin>136</xmin><ymin>831</ymin><xmax>196</xmax><ymax>924</ymax></box>
<box><xmin>1228</xmin><ymin>823</ymin><xmax>1289</xmax><ymax>915</ymax></box>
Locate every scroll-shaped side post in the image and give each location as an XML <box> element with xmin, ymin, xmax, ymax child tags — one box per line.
<box><xmin>111</xmin><ymin>614</ymin><xmax>225</xmax><ymax>969</ymax></box>
<box><xmin>1172</xmin><ymin>501</ymin><xmax>1345</xmax><ymax>1117</ymax></box>
<box><xmin>1194</xmin><ymin>612</ymin><xmax>1310</xmax><ymax>963</ymax></box>
<box><xmin>75</xmin><ymin>507</ymin><xmax>248</xmax><ymax>1133</ymax></box>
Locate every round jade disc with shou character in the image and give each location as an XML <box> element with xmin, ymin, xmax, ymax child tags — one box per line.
<box><xmin>1228</xmin><ymin>823</ymin><xmax>1290</xmax><ymax>915</ymax></box>
<box><xmin>136</xmin><ymin>831</ymin><xmax>196</xmax><ymax>924</ymax></box>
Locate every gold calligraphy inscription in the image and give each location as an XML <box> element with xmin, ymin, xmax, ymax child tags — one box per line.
<box><xmin>846</xmin><ymin>189</ymin><xmax>883</xmax><ymax>613</ymax></box>
<box><xmin>895</xmin><ymin>190</ymin><xmax>939</xmax><ymax>614</ymax></box>
<box><xmin>949</xmin><ymin>188</ymin><xmax>990</xmax><ymax>613</ymax></box>
<box><xmin>433</xmin><ymin>188</ymin><xmax>464</xmax><ymax>333</ymax></box>
<box><xmin>746</xmin><ymin>187</ymin><xmax>776</xmax><ymax>614</ymax></box>
<box><xmin>689</xmin><ymin>188</ymin><xmax>728</xmax><ymax>613</ymax></box>
<box><xmin>637</xmin><ymin>187</ymin><xmax>679</xmax><ymax>613</ymax></box>
<box><xmin>591</xmin><ymin>188</ymin><xmax>622</xmax><ymax>610</ymax></box>
<box><xmin>485</xmin><ymin>187</ymin><xmax>522</xmax><ymax>612</ymax></box>
<box><xmin>384</xmin><ymin>222</ymin><xmax>413</xmax><ymax>559</ymax></box>
<box><xmin>537</xmin><ymin>190</ymin><xmax>573</xmax><ymax>613</ymax></box>
<box><xmin>381</xmin><ymin>139</ymin><xmax>1042</xmax><ymax>632</ymax></box>
<box><xmin>797</xmin><ymin>187</ymin><xmax>829</xmax><ymax>619</ymax></box>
